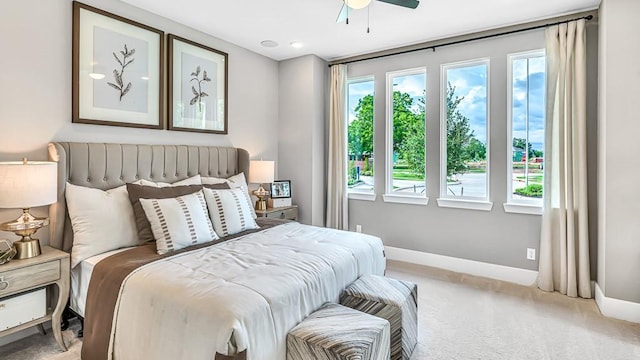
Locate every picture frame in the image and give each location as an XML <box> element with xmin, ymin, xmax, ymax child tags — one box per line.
<box><xmin>72</xmin><ymin>1</ymin><xmax>164</xmax><ymax>129</ymax></box>
<box><xmin>270</xmin><ymin>180</ymin><xmax>291</xmax><ymax>199</ymax></box>
<box><xmin>168</xmin><ymin>34</ymin><xmax>228</xmax><ymax>134</ymax></box>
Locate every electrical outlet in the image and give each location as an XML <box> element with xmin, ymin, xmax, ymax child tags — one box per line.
<box><xmin>356</xmin><ymin>225</ymin><xmax>362</xmax><ymax>233</ymax></box>
<box><xmin>527</xmin><ymin>248</ymin><xmax>536</xmax><ymax>261</ymax></box>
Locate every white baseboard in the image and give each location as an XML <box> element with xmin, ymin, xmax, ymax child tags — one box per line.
<box><xmin>384</xmin><ymin>246</ymin><xmax>538</xmax><ymax>286</ymax></box>
<box><xmin>595</xmin><ymin>282</ymin><xmax>640</xmax><ymax>323</ymax></box>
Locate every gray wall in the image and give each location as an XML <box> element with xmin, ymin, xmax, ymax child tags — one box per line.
<box><xmin>348</xmin><ymin>27</ymin><xmax>599</xmax><ymax>272</ymax></box>
<box><xmin>598</xmin><ymin>0</ymin><xmax>640</xmax><ymax>303</ymax></box>
<box><xmin>278</xmin><ymin>55</ymin><xmax>327</xmax><ymax>226</ymax></box>
<box><xmin>0</xmin><ymin>0</ymin><xmax>279</xmax><ymax>245</ymax></box>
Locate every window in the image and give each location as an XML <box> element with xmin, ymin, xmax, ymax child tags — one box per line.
<box><xmin>385</xmin><ymin>69</ymin><xmax>426</xmax><ymax>199</ymax></box>
<box><xmin>507</xmin><ymin>51</ymin><xmax>545</xmax><ymax>210</ymax></box>
<box><xmin>347</xmin><ymin>78</ymin><xmax>375</xmax><ymax>196</ymax></box>
<box><xmin>439</xmin><ymin>59</ymin><xmax>490</xmax><ymax>206</ymax></box>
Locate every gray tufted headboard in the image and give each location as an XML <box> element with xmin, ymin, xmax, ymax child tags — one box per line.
<box><xmin>47</xmin><ymin>142</ymin><xmax>250</xmax><ymax>252</ymax></box>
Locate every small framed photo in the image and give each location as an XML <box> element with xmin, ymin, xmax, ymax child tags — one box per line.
<box><xmin>72</xmin><ymin>2</ymin><xmax>164</xmax><ymax>129</ymax></box>
<box><xmin>271</xmin><ymin>180</ymin><xmax>291</xmax><ymax>199</ymax></box>
<box><xmin>168</xmin><ymin>34</ymin><xmax>228</xmax><ymax>134</ymax></box>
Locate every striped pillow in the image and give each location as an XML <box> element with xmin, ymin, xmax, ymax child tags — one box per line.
<box><xmin>203</xmin><ymin>187</ymin><xmax>259</xmax><ymax>237</ymax></box>
<box><xmin>139</xmin><ymin>190</ymin><xmax>219</xmax><ymax>255</ymax></box>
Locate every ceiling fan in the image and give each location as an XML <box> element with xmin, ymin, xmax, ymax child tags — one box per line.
<box><xmin>336</xmin><ymin>0</ymin><xmax>420</xmax><ymax>23</ymax></box>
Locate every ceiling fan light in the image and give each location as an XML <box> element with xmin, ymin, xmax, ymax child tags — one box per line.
<box><xmin>345</xmin><ymin>0</ymin><xmax>372</xmax><ymax>10</ymax></box>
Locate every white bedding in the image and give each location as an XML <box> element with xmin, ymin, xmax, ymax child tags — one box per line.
<box><xmin>70</xmin><ymin>247</ymin><xmax>133</xmax><ymax>317</ymax></box>
<box><xmin>109</xmin><ymin>222</ymin><xmax>385</xmax><ymax>360</ymax></box>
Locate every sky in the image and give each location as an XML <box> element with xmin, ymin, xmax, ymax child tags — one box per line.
<box><xmin>347</xmin><ymin>73</ymin><xmax>425</xmax><ymax>123</ymax></box>
<box><xmin>512</xmin><ymin>55</ymin><xmax>545</xmax><ymax>151</ymax></box>
<box><xmin>347</xmin><ymin>57</ymin><xmax>545</xmax><ymax>152</ymax></box>
<box><xmin>446</xmin><ymin>63</ymin><xmax>488</xmax><ymax>144</ymax></box>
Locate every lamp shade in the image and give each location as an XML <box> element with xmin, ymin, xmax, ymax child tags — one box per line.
<box><xmin>0</xmin><ymin>161</ymin><xmax>57</xmax><ymax>209</ymax></box>
<box><xmin>249</xmin><ymin>160</ymin><xmax>275</xmax><ymax>184</ymax></box>
<box><xmin>345</xmin><ymin>0</ymin><xmax>372</xmax><ymax>9</ymax></box>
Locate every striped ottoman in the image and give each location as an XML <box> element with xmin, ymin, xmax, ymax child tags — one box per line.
<box><xmin>340</xmin><ymin>275</ymin><xmax>418</xmax><ymax>360</ymax></box>
<box><xmin>287</xmin><ymin>303</ymin><xmax>390</xmax><ymax>360</ymax></box>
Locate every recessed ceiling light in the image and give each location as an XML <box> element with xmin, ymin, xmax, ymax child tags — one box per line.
<box><xmin>290</xmin><ymin>41</ymin><xmax>303</xmax><ymax>49</ymax></box>
<box><xmin>260</xmin><ymin>40</ymin><xmax>278</xmax><ymax>48</ymax></box>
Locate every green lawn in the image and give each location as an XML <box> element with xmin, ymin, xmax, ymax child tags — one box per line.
<box><xmin>516</xmin><ymin>175</ymin><xmax>543</xmax><ymax>184</ymax></box>
<box><xmin>392</xmin><ymin>168</ymin><xmax>424</xmax><ymax>181</ymax></box>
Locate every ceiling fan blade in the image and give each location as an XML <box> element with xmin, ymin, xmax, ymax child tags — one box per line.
<box><xmin>376</xmin><ymin>0</ymin><xmax>420</xmax><ymax>9</ymax></box>
<box><xmin>336</xmin><ymin>3</ymin><xmax>348</xmax><ymax>23</ymax></box>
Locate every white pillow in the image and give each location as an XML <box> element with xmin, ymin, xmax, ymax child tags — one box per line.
<box><xmin>65</xmin><ymin>183</ymin><xmax>138</xmax><ymax>268</ymax></box>
<box><xmin>202</xmin><ymin>172</ymin><xmax>256</xmax><ymax>218</ymax></box>
<box><xmin>200</xmin><ymin>176</ymin><xmax>226</xmax><ymax>185</ymax></box>
<box><xmin>135</xmin><ymin>174</ymin><xmax>202</xmax><ymax>188</ymax></box>
<box><xmin>139</xmin><ymin>190</ymin><xmax>218</xmax><ymax>255</ymax></box>
<box><xmin>203</xmin><ymin>187</ymin><xmax>259</xmax><ymax>237</ymax></box>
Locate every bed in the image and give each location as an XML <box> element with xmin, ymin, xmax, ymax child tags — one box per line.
<box><xmin>47</xmin><ymin>142</ymin><xmax>386</xmax><ymax>360</ymax></box>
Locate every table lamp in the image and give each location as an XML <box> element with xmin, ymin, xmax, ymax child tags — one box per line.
<box><xmin>249</xmin><ymin>160</ymin><xmax>274</xmax><ymax>211</ymax></box>
<box><xmin>0</xmin><ymin>159</ymin><xmax>57</xmax><ymax>259</ymax></box>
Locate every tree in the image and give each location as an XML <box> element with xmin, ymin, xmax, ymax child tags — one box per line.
<box><xmin>465</xmin><ymin>138</ymin><xmax>486</xmax><ymax>162</ymax></box>
<box><xmin>400</xmin><ymin>114</ymin><xmax>425</xmax><ymax>176</ymax></box>
<box><xmin>446</xmin><ymin>83</ymin><xmax>475</xmax><ymax>176</ymax></box>
<box><xmin>347</xmin><ymin>94</ymin><xmax>374</xmax><ymax>160</ymax></box>
<box><xmin>388</xmin><ymin>90</ymin><xmax>426</xmax><ymax>176</ymax></box>
<box><xmin>392</xmin><ymin>91</ymin><xmax>418</xmax><ymax>154</ymax></box>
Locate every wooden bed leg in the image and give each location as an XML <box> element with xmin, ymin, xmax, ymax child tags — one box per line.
<box><xmin>78</xmin><ymin>318</ymin><xmax>84</xmax><ymax>338</ymax></box>
<box><xmin>37</xmin><ymin>323</ymin><xmax>47</xmax><ymax>336</ymax></box>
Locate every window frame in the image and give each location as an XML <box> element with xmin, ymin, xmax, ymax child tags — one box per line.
<box><xmin>438</xmin><ymin>58</ymin><xmax>492</xmax><ymax>210</ymax></box>
<box><xmin>346</xmin><ymin>76</ymin><xmax>376</xmax><ymax>201</ymax></box>
<box><xmin>384</xmin><ymin>67</ymin><xmax>428</xmax><ymax>205</ymax></box>
<box><xmin>504</xmin><ymin>50</ymin><xmax>545</xmax><ymax>214</ymax></box>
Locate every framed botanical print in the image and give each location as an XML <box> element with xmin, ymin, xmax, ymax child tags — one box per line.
<box><xmin>72</xmin><ymin>1</ymin><xmax>164</xmax><ymax>129</ymax></box>
<box><xmin>168</xmin><ymin>34</ymin><xmax>228</xmax><ymax>134</ymax></box>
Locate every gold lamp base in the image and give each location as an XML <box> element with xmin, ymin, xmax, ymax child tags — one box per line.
<box><xmin>255</xmin><ymin>199</ymin><xmax>267</xmax><ymax>211</ymax></box>
<box><xmin>0</xmin><ymin>209</ymin><xmax>48</xmax><ymax>260</ymax></box>
<box><xmin>252</xmin><ymin>183</ymin><xmax>270</xmax><ymax>211</ymax></box>
<box><xmin>14</xmin><ymin>237</ymin><xmax>41</xmax><ymax>259</ymax></box>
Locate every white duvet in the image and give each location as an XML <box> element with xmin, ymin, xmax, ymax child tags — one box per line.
<box><xmin>108</xmin><ymin>222</ymin><xmax>386</xmax><ymax>360</ymax></box>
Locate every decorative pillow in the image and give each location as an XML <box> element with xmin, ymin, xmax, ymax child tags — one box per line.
<box><xmin>139</xmin><ymin>190</ymin><xmax>218</xmax><ymax>255</ymax></box>
<box><xmin>202</xmin><ymin>172</ymin><xmax>256</xmax><ymax>218</ymax></box>
<box><xmin>203</xmin><ymin>187</ymin><xmax>259</xmax><ymax>237</ymax></box>
<box><xmin>135</xmin><ymin>174</ymin><xmax>202</xmax><ymax>188</ymax></box>
<box><xmin>200</xmin><ymin>176</ymin><xmax>227</xmax><ymax>185</ymax></box>
<box><xmin>203</xmin><ymin>182</ymin><xmax>231</xmax><ymax>190</ymax></box>
<box><xmin>126</xmin><ymin>183</ymin><xmax>203</xmax><ymax>245</ymax></box>
<box><xmin>65</xmin><ymin>183</ymin><xmax>138</xmax><ymax>268</ymax></box>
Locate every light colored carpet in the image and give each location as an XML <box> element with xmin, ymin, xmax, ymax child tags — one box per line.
<box><xmin>2</xmin><ymin>260</ymin><xmax>639</xmax><ymax>359</ymax></box>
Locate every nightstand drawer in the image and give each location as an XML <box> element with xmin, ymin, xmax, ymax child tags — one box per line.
<box><xmin>265</xmin><ymin>207</ymin><xmax>297</xmax><ymax>220</ymax></box>
<box><xmin>0</xmin><ymin>260</ymin><xmax>60</xmax><ymax>297</ymax></box>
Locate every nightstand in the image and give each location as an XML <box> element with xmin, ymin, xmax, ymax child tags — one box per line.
<box><xmin>0</xmin><ymin>246</ymin><xmax>70</xmax><ymax>351</ymax></box>
<box><xmin>255</xmin><ymin>205</ymin><xmax>298</xmax><ymax>221</ymax></box>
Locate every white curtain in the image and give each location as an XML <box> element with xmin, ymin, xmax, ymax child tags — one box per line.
<box><xmin>538</xmin><ymin>19</ymin><xmax>591</xmax><ymax>298</ymax></box>
<box><xmin>326</xmin><ymin>64</ymin><xmax>348</xmax><ymax>230</ymax></box>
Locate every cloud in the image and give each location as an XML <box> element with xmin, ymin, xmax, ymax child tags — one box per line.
<box><xmin>393</xmin><ymin>73</ymin><xmax>425</xmax><ymax>98</ymax></box>
<box><xmin>446</xmin><ymin>64</ymin><xmax>489</xmax><ymax>142</ymax></box>
<box><xmin>510</xmin><ymin>56</ymin><xmax>546</xmax><ymax>150</ymax></box>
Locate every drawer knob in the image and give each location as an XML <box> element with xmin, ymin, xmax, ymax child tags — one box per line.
<box><xmin>279</xmin><ymin>212</ymin><xmax>285</xmax><ymax>219</ymax></box>
<box><xmin>0</xmin><ymin>276</ymin><xmax>8</xmax><ymax>291</ymax></box>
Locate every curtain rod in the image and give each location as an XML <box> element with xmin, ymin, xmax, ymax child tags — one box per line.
<box><xmin>329</xmin><ymin>14</ymin><xmax>593</xmax><ymax>67</ymax></box>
